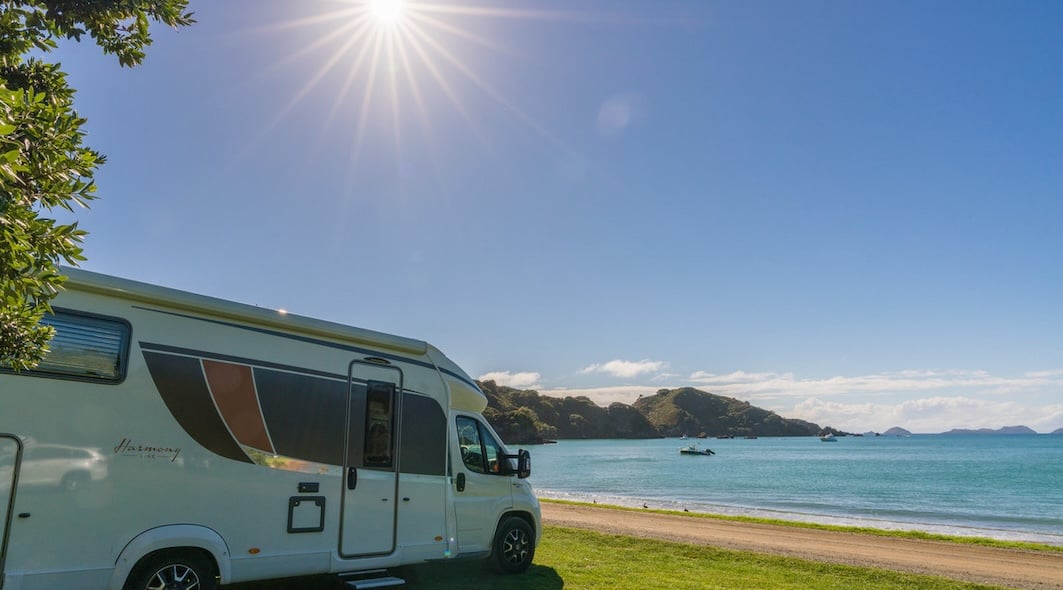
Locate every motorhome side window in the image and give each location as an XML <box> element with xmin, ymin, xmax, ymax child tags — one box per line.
<box><xmin>456</xmin><ymin>416</ymin><xmax>504</xmax><ymax>474</ymax></box>
<box><xmin>27</xmin><ymin>310</ymin><xmax>130</xmax><ymax>382</ymax></box>
<box><xmin>363</xmin><ymin>381</ymin><xmax>395</xmax><ymax>468</ymax></box>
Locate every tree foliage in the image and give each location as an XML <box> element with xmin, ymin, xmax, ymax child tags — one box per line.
<box><xmin>0</xmin><ymin>0</ymin><xmax>193</xmax><ymax>370</ymax></box>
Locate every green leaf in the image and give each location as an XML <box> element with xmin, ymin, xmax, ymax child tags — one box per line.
<box><xmin>0</xmin><ymin>0</ymin><xmax>194</xmax><ymax>369</ymax></box>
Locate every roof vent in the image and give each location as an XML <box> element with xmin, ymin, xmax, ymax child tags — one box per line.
<box><xmin>364</xmin><ymin>356</ymin><xmax>391</xmax><ymax>365</ymax></box>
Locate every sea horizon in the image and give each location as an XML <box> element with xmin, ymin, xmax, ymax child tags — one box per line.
<box><xmin>526</xmin><ymin>434</ymin><xmax>1063</xmax><ymax>546</ymax></box>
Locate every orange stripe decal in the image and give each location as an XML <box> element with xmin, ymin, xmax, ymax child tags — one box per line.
<box><xmin>203</xmin><ymin>360</ymin><xmax>274</xmax><ymax>453</ymax></box>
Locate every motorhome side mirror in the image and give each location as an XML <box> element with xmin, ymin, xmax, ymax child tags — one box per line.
<box><xmin>495</xmin><ymin>449</ymin><xmax>515</xmax><ymax>476</ymax></box>
<box><xmin>517</xmin><ymin>449</ymin><xmax>531</xmax><ymax>479</ymax></box>
<box><xmin>495</xmin><ymin>449</ymin><xmax>531</xmax><ymax>477</ymax></box>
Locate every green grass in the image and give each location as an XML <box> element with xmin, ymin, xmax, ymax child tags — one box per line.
<box><xmin>544</xmin><ymin>498</ymin><xmax>1063</xmax><ymax>553</ymax></box>
<box><xmin>231</xmin><ymin>526</ymin><xmax>1007</xmax><ymax>589</ymax></box>
<box><xmin>402</xmin><ymin>526</ymin><xmax>1005</xmax><ymax>590</ymax></box>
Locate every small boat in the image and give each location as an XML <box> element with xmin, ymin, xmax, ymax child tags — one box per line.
<box><xmin>679</xmin><ymin>444</ymin><xmax>715</xmax><ymax>456</ymax></box>
<box><xmin>820</xmin><ymin>433</ymin><xmax>837</xmax><ymax>442</ymax></box>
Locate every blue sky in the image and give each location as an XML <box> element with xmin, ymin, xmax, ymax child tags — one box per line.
<box><xmin>50</xmin><ymin>0</ymin><xmax>1063</xmax><ymax>432</ymax></box>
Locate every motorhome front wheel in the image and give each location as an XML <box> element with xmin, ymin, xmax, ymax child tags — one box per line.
<box><xmin>492</xmin><ymin>516</ymin><xmax>535</xmax><ymax>574</ymax></box>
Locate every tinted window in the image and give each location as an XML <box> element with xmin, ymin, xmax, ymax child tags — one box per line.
<box><xmin>457</xmin><ymin>416</ymin><xmax>485</xmax><ymax>473</ymax></box>
<box><xmin>33</xmin><ymin>310</ymin><xmax>130</xmax><ymax>381</ymax></box>
<box><xmin>363</xmin><ymin>381</ymin><xmax>395</xmax><ymax>469</ymax></box>
<box><xmin>456</xmin><ymin>416</ymin><xmax>504</xmax><ymax>474</ymax></box>
<box><xmin>399</xmin><ymin>393</ymin><xmax>446</xmax><ymax>476</ymax></box>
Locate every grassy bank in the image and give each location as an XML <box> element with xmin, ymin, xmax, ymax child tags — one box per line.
<box><xmin>543</xmin><ymin>498</ymin><xmax>1063</xmax><ymax>553</ymax></box>
<box><xmin>405</xmin><ymin>526</ymin><xmax>1005</xmax><ymax>590</ymax></box>
<box><xmin>233</xmin><ymin>526</ymin><xmax>1006</xmax><ymax>589</ymax></box>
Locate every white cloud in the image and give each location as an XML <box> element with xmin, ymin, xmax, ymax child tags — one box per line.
<box><xmin>685</xmin><ymin>368</ymin><xmax>1063</xmax><ymax>399</ymax></box>
<box><xmin>689</xmin><ymin>370</ymin><xmax>782</xmax><ymax>384</ymax></box>
<box><xmin>580</xmin><ymin>359</ymin><xmax>667</xmax><ymax>379</ymax></box>
<box><xmin>1025</xmin><ymin>369</ymin><xmax>1063</xmax><ymax>379</ymax></box>
<box><xmin>477</xmin><ymin>371</ymin><xmax>541</xmax><ymax>389</ymax></box>
<box><xmin>681</xmin><ymin>368</ymin><xmax>1063</xmax><ymax>431</ymax></box>
<box><xmin>791</xmin><ymin>396</ymin><xmax>1063</xmax><ymax>434</ymax></box>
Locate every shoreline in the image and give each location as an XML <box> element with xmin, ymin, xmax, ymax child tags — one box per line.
<box><xmin>540</xmin><ymin>502</ymin><xmax>1063</xmax><ymax>590</ymax></box>
<box><xmin>541</xmin><ymin>498</ymin><xmax>1063</xmax><ymax>551</ymax></box>
<box><xmin>537</xmin><ymin>490</ymin><xmax>1063</xmax><ymax>548</ymax></box>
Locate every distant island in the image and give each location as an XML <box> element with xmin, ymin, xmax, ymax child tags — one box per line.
<box><xmin>867</xmin><ymin>425</ymin><xmax>1047</xmax><ymax>436</ymax></box>
<box><xmin>479</xmin><ymin>382</ymin><xmax>823</xmax><ymax>444</ymax></box>
<box><xmin>941</xmin><ymin>425</ymin><xmax>1038</xmax><ymax>435</ymax></box>
<box><xmin>479</xmin><ymin>381</ymin><xmax>1059</xmax><ymax>443</ymax></box>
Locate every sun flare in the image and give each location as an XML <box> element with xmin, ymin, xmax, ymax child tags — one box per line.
<box><xmin>368</xmin><ymin>0</ymin><xmax>406</xmax><ymax>25</ymax></box>
<box><xmin>255</xmin><ymin>2</ymin><xmax>599</xmax><ymax>170</ymax></box>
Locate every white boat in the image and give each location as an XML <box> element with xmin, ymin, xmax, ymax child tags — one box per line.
<box><xmin>679</xmin><ymin>444</ymin><xmax>715</xmax><ymax>456</ymax></box>
<box><xmin>820</xmin><ymin>433</ymin><xmax>837</xmax><ymax>442</ymax></box>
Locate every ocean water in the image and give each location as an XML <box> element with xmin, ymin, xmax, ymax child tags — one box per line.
<box><xmin>525</xmin><ymin>435</ymin><xmax>1063</xmax><ymax>546</ymax></box>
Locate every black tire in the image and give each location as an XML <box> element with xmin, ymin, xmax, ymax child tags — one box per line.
<box><xmin>124</xmin><ymin>550</ymin><xmax>217</xmax><ymax>590</ymax></box>
<box><xmin>491</xmin><ymin>516</ymin><xmax>535</xmax><ymax>574</ymax></box>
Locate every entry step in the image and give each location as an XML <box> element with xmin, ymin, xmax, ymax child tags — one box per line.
<box><xmin>341</xmin><ymin>569</ymin><xmax>406</xmax><ymax>589</ymax></box>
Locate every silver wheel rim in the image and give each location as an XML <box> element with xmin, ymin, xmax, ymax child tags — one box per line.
<box><xmin>146</xmin><ymin>564</ymin><xmax>200</xmax><ymax>590</ymax></box>
<box><xmin>502</xmin><ymin>528</ymin><xmax>530</xmax><ymax>565</ymax></box>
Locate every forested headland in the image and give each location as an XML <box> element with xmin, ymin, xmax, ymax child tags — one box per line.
<box><xmin>480</xmin><ymin>382</ymin><xmax>824</xmax><ymax>444</ymax></box>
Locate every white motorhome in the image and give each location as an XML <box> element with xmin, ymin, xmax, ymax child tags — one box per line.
<box><xmin>0</xmin><ymin>269</ymin><xmax>540</xmax><ymax>590</ymax></box>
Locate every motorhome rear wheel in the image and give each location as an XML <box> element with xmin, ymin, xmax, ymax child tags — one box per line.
<box><xmin>124</xmin><ymin>550</ymin><xmax>218</xmax><ymax>590</ymax></box>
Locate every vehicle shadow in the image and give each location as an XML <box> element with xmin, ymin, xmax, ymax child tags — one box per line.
<box><xmin>223</xmin><ymin>562</ymin><xmax>564</xmax><ymax>590</ymax></box>
<box><xmin>400</xmin><ymin>562</ymin><xmax>563</xmax><ymax>590</ymax></box>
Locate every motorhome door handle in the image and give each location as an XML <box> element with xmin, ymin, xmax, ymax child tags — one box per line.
<box><xmin>347</xmin><ymin>467</ymin><xmax>357</xmax><ymax>490</ymax></box>
<box><xmin>456</xmin><ymin>472</ymin><xmax>466</xmax><ymax>492</ymax></box>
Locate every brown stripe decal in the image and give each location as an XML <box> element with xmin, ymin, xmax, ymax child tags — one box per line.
<box><xmin>142</xmin><ymin>351</ymin><xmax>252</xmax><ymax>463</ymax></box>
<box><xmin>203</xmin><ymin>360</ymin><xmax>274</xmax><ymax>453</ymax></box>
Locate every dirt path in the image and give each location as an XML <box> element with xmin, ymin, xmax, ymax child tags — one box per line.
<box><xmin>541</xmin><ymin>503</ymin><xmax>1063</xmax><ymax>589</ymax></box>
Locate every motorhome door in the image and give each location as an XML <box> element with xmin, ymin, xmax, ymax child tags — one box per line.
<box><xmin>340</xmin><ymin>361</ymin><xmax>402</xmax><ymax>557</ymax></box>
<box><xmin>0</xmin><ymin>435</ymin><xmax>20</xmax><ymax>584</ymax></box>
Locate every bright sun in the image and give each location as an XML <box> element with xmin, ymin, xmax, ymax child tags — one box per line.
<box><xmin>368</xmin><ymin>0</ymin><xmax>406</xmax><ymax>25</ymax></box>
<box><xmin>261</xmin><ymin>1</ymin><xmax>589</xmax><ymax>169</ymax></box>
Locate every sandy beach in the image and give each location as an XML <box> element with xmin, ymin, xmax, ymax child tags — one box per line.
<box><xmin>541</xmin><ymin>502</ymin><xmax>1063</xmax><ymax>589</ymax></box>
